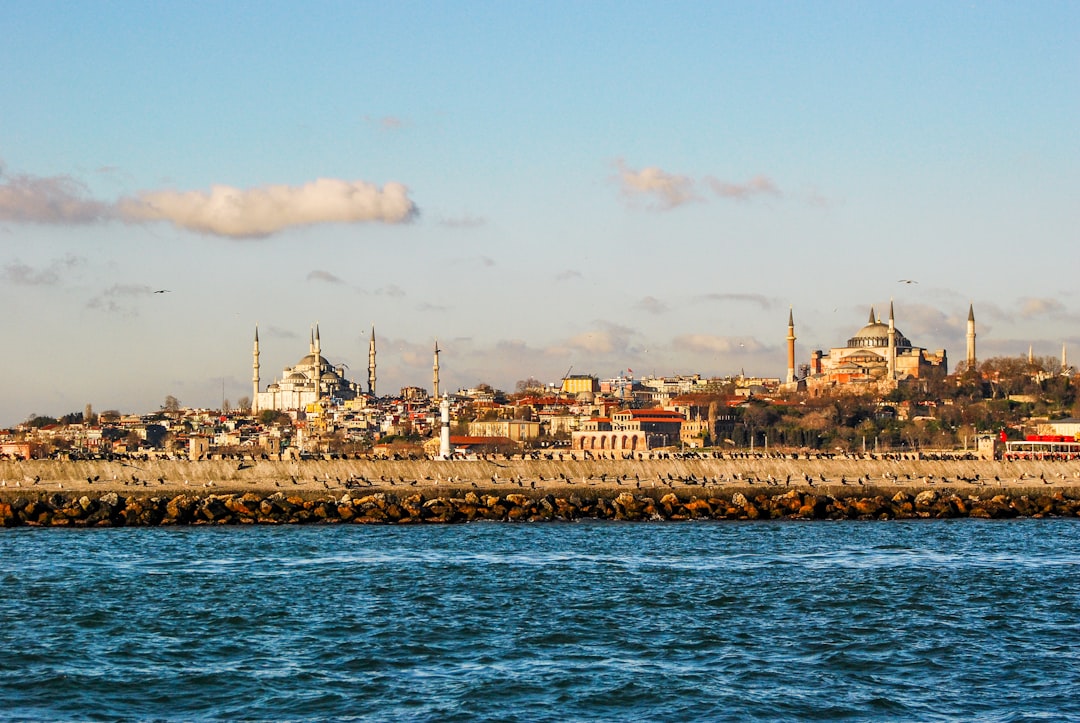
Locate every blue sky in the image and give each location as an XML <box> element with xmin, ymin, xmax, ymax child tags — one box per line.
<box><xmin>1</xmin><ymin>1</ymin><xmax>1077</xmax><ymax>424</ymax></box>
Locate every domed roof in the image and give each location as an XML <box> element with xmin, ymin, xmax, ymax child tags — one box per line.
<box><xmin>287</xmin><ymin>372</ymin><xmax>308</xmax><ymax>382</ymax></box>
<box><xmin>297</xmin><ymin>353</ymin><xmax>330</xmax><ymax>368</ymax></box>
<box><xmin>846</xmin><ymin>307</ymin><xmax>910</xmax><ymax>349</ymax></box>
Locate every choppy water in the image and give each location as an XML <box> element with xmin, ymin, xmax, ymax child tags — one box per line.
<box><xmin>2</xmin><ymin>520</ymin><xmax>1079</xmax><ymax>722</ymax></box>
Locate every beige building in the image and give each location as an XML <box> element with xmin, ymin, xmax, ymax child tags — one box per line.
<box><xmin>468</xmin><ymin>419</ymin><xmax>542</xmax><ymax>442</ymax></box>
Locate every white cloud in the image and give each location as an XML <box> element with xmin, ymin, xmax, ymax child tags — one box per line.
<box><xmin>615</xmin><ymin>159</ymin><xmax>698</xmax><ymax>209</ymax></box>
<box><xmin>119</xmin><ymin>178</ymin><xmax>417</xmax><ymax>238</ymax></box>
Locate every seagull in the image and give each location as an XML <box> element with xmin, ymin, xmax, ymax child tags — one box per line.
<box><xmin>898</xmin><ymin>279</ymin><xmax>918</xmax><ymax>284</ymax></box>
<box><xmin>154</xmin><ymin>289</ymin><xmax>171</xmax><ymax>294</ymax></box>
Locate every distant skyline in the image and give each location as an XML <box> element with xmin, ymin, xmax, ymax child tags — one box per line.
<box><xmin>1</xmin><ymin>2</ymin><xmax>1077</xmax><ymax>425</ymax></box>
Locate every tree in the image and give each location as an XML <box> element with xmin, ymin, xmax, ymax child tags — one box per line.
<box><xmin>222</xmin><ymin>399</ymin><xmax>232</xmax><ymax>414</ymax></box>
<box><xmin>163</xmin><ymin>395</ymin><xmax>181</xmax><ymax>413</ymax></box>
<box><xmin>515</xmin><ymin>377</ymin><xmax>544</xmax><ymax>394</ymax></box>
<box><xmin>237</xmin><ymin>396</ymin><xmax>251</xmax><ymax>412</ymax></box>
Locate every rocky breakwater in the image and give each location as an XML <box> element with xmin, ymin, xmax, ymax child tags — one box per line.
<box><xmin>3</xmin><ymin>487</ymin><xmax>1080</xmax><ymax>527</ymax></box>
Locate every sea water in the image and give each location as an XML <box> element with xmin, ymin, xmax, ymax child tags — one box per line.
<box><xmin>2</xmin><ymin>520</ymin><xmax>1079</xmax><ymax>721</ymax></box>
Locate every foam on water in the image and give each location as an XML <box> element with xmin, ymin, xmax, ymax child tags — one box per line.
<box><xmin>2</xmin><ymin>520</ymin><xmax>1080</xmax><ymax>721</ymax></box>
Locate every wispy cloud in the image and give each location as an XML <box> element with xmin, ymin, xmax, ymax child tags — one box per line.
<box><xmin>555</xmin><ymin>269</ymin><xmax>582</xmax><ymax>282</ymax></box>
<box><xmin>698</xmin><ymin>292</ymin><xmax>775</xmax><ymax>310</ymax></box>
<box><xmin>672</xmin><ymin>334</ymin><xmax>765</xmax><ymax>354</ymax></box>
<box><xmin>1019</xmin><ymin>297</ymin><xmax>1066</xmax><ymax>318</ymax></box>
<box><xmin>636</xmin><ymin>296</ymin><xmax>670</xmax><ymax>314</ymax></box>
<box><xmin>417</xmin><ymin>302</ymin><xmax>449</xmax><ymax>312</ymax></box>
<box><xmin>0</xmin><ymin>166</ymin><xmax>113</xmax><ymax>224</ymax></box>
<box><xmin>307</xmin><ymin>270</ymin><xmax>345</xmax><ymax>284</ymax></box>
<box><xmin>85</xmin><ymin>283</ymin><xmax>157</xmax><ymax>316</ymax></box>
<box><xmin>705</xmin><ymin>174</ymin><xmax>780</xmax><ymax>200</ymax></box>
<box><xmin>615</xmin><ymin>158</ymin><xmax>781</xmax><ymax>211</ymax></box>
<box><xmin>362</xmin><ymin>115</ymin><xmax>408</xmax><ymax>132</ymax></box>
<box><xmin>1</xmin><ymin>254</ymin><xmax>84</xmax><ymax>286</ymax></box>
<box><xmin>439</xmin><ymin>214</ymin><xmax>486</xmax><ymax>229</ymax></box>
<box><xmin>374</xmin><ymin>284</ymin><xmax>406</xmax><ymax>298</ymax></box>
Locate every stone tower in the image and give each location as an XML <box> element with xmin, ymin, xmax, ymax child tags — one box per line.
<box><xmin>966</xmin><ymin>304</ymin><xmax>976</xmax><ymax>370</ymax></box>
<box><xmin>252</xmin><ymin>326</ymin><xmax>261</xmax><ymax>414</ymax></box>
<box><xmin>433</xmin><ymin>339</ymin><xmax>441</xmax><ymax>399</ymax></box>
<box><xmin>368</xmin><ymin>325</ymin><xmax>377</xmax><ymax>397</ymax></box>
<box><xmin>785</xmin><ymin>307</ymin><xmax>796</xmax><ymax>384</ymax></box>
<box><xmin>313</xmin><ymin>324</ymin><xmax>322</xmax><ymax>404</ymax></box>
<box><xmin>887</xmin><ymin>301</ymin><xmax>897</xmax><ymax>383</ymax></box>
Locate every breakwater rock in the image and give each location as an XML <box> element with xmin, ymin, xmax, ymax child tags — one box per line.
<box><xmin>3</xmin><ymin>488</ymin><xmax>1080</xmax><ymax>527</ymax></box>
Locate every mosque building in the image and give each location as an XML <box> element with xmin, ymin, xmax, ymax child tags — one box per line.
<box><xmin>787</xmin><ymin>302</ymin><xmax>958</xmax><ymax>394</ymax></box>
<box><xmin>252</xmin><ymin>324</ymin><xmax>368</xmax><ymax>413</ymax></box>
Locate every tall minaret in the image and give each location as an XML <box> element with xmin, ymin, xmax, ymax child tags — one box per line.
<box><xmin>433</xmin><ymin>339</ymin><xmax>441</xmax><ymax>399</ymax></box>
<box><xmin>887</xmin><ymin>300</ymin><xmax>897</xmax><ymax>383</ymax></box>
<box><xmin>1063</xmin><ymin>343</ymin><xmax>1068</xmax><ymax>373</ymax></box>
<box><xmin>252</xmin><ymin>325</ymin><xmax>261</xmax><ymax>414</ymax></box>
<box><xmin>368</xmin><ymin>325</ymin><xmax>377</xmax><ymax>397</ymax></box>
<box><xmin>785</xmin><ymin>307</ymin><xmax>797</xmax><ymax>384</ymax></box>
<box><xmin>966</xmin><ymin>303</ymin><xmax>976</xmax><ymax>371</ymax></box>
<box><xmin>1028</xmin><ymin>344</ymin><xmax>1034</xmax><ymax>364</ymax></box>
<box><xmin>313</xmin><ymin>323</ymin><xmax>322</xmax><ymax>403</ymax></box>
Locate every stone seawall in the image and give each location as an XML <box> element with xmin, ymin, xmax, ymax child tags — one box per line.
<box><xmin>2</xmin><ymin>457</ymin><xmax>1080</xmax><ymax>526</ymax></box>
<box><xmin>2</xmin><ymin>486</ymin><xmax>1080</xmax><ymax>527</ymax></box>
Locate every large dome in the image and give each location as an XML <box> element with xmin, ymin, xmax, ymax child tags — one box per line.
<box><xmin>297</xmin><ymin>353</ymin><xmax>330</xmax><ymax>368</ymax></box>
<box><xmin>846</xmin><ymin>309</ymin><xmax>910</xmax><ymax>349</ymax></box>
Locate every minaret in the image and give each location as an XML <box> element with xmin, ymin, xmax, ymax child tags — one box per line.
<box><xmin>368</xmin><ymin>325</ymin><xmax>377</xmax><ymax>397</ymax></box>
<box><xmin>887</xmin><ymin>300</ymin><xmax>897</xmax><ymax>383</ymax></box>
<box><xmin>966</xmin><ymin>304</ymin><xmax>976</xmax><ymax>371</ymax></box>
<box><xmin>785</xmin><ymin>307</ymin><xmax>796</xmax><ymax>384</ymax></box>
<box><xmin>1063</xmin><ymin>343</ymin><xmax>1068</xmax><ymax>373</ymax></box>
<box><xmin>313</xmin><ymin>323</ymin><xmax>322</xmax><ymax>404</ymax></box>
<box><xmin>252</xmin><ymin>325</ymin><xmax>260</xmax><ymax>414</ymax></box>
<box><xmin>1028</xmin><ymin>344</ymin><xmax>1034</xmax><ymax>364</ymax></box>
<box><xmin>433</xmin><ymin>339</ymin><xmax>441</xmax><ymax>399</ymax></box>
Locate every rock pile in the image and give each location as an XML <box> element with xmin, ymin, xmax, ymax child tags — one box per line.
<box><xmin>2</xmin><ymin>488</ymin><xmax>1079</xmax><ymax>527</ymax></box>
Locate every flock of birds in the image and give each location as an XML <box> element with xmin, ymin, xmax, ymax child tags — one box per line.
<box><xmin>2</xmin><ymin>463</ymin><xmax>1078</xmax><ymax>492</ymax></box>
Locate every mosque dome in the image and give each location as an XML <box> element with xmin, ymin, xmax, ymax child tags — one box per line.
<box><xmin>846</xmin><ymin>309</ymin><xmax>911</xmax><ymax>349</ymax></box>
<box><xmin>287</xmin><ymin>372</ymin><xmax>308</xmax><ymax>382</ymax></box>
<box><xmin>297</xmin><ymin>353</ymin><xmax>330</xmax><ymax>368</ymax></box>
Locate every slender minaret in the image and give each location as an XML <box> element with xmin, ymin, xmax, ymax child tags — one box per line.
<box><xmin>1063</xmin><ymin>343</ymin><xmax>1068</xmax><ymax>373</ymax></box>
<box><xmin>433</xmin><ymin>339</ymin><xmax>441</xmax><ymax>399</ymax></box>
<box><xmin>1029</xmin><ymin>344</ymin><xmax>1034</xmax><ymax>364</ymax></box>
<box><xmin>368</xmin><ymin>325</ymin><xmax>377</xmax><ymax>397</ymax></box>
<box><xmin>966</xmin><ymin>303</ymin><xmax>976</xmax><ymax>371</ymax></box>
<box><xmin>252</xmin><ymin>325</ymin><xmax>261</xmax><ymax>414</ymax></box>
<box><xmin>887</xmin><ymin>300</ymin><xmax>897</xmax><ymax>382</ymax></box>
<box><xmin>313</xmin><ymin>323</ymin><xmax>322</xmax><ymax>404</ymax></box>
<box><xmin>785</xmin><ymin>307</ymin><xmax>797</xmax><ymax>384</ymax></box>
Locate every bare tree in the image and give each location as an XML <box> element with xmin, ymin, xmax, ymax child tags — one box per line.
<box><xmin>164</xmin><ymin>395</ymin><xmax>181</xmax><ymax>413</ymax></box>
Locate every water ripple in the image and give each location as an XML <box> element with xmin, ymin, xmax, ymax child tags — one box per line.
<box><xmin>1</xmin><ymin>520</ymin><xmax>1079</xmax><ymax>720</ymax></box>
